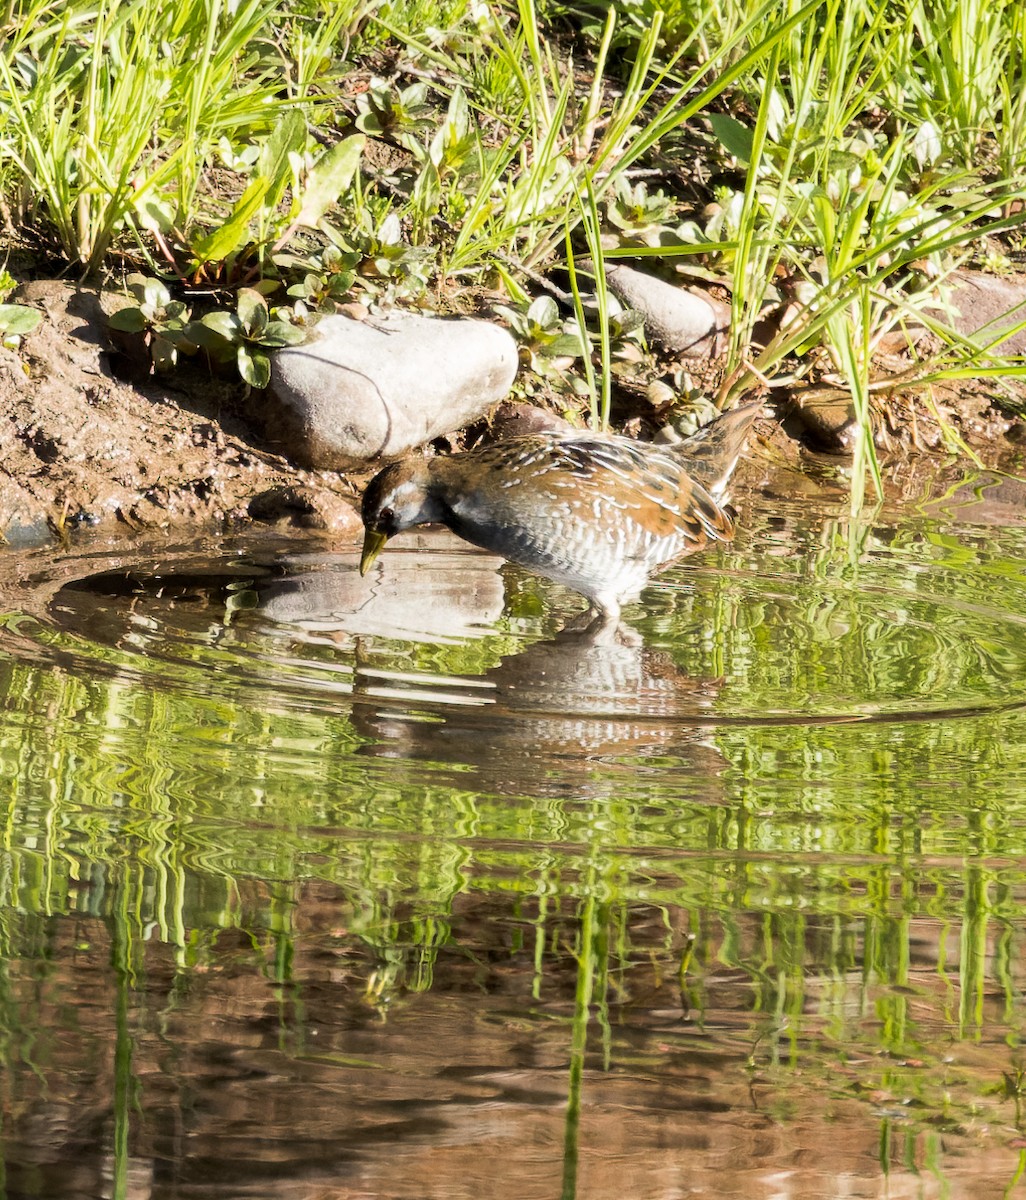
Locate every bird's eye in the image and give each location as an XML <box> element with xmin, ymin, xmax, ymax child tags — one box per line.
<box><xmin>379</xmin><ymin>506</ymin><xmax>395</xmax><ymax>527</ymax></box>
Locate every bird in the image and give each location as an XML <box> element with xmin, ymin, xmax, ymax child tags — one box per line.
<box><xmin>359</xmin><ymin>401</ymin><xmax>762</xmax><ymax>627</ymax></box>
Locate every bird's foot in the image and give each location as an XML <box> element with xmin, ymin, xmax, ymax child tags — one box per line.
<box><xmin>561</xmin><ymin>606</ymin><xmax>641</xmax><ymax>647</ymax></box>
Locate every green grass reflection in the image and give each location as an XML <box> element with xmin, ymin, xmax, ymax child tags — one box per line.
<box><xmin>2</xmin><ymin>505</ymin><xmax>1026</xmax><ymax>1192</ymax></box>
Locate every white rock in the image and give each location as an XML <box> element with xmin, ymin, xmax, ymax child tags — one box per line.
<box><xmin>606</xmin><ymin>264</ymin><xmax>729</xmax><ymax>356</ymax></box>
<box><xmin>268</xmin><ymin>310</ymin><xmax>518</xmax><ymax>468</ymax></box>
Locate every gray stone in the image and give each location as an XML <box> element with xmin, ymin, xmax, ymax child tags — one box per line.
<box><xmin>267</xmin><ymin>310</ymin><xmax>519</xmax><ymax>468</ymax></box>
<box><xmin>787</xmin><ymin>387</ymin><xmax>859</xmax><ymax>454</ymax></box>
<box><xmin>485</xmin><ymin>400</ymin><xmax>573</xmax><ymax>441</ymax></box>
<box><xmin>947</xmin><ymin>269</ymin><xmax>1026</xmax><ymax>354</ymax></box>
<box><xmin>605</xmin><ymin>264</ymin><xmax>730</xmax><ymax>356</ymax></box>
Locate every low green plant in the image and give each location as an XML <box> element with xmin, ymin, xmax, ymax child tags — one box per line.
<box><xmin>891</xmin><ymin>0</ymin><xmax>1026</xmax><ymax>173</ymax></box>
<box><xmin>185</xmin><ymin>127</ymin><xmax>365</xmax><ymax>284</ymax></box>
<box><xmin>604</xmin><ymin>177</ymin><xmax>678</xmax><ymax>248</ymax></box>
<box><xmin>354</xmin><ymin>78</ymin><xmax>436</xmax><ymax>149</ymax></box>
<box><xmin>189</xmin><ymin>287</ymin><xmax>306</xmax><ymax>388</ymax></box>
<box><xmin>497</xmin><ymin>276</ymin><xmax>646</xmax><ymax>416</ymax></box>
<box><xmin>421</xmin><ymin>0</ymin><xmax>827</xmax><ymax>284</ymax></box>
<box><xmin>408</xmin><ymin>88</ymin><xmax>485</xmax><ymax>241</ymax></box>
<box><xmin>495</xmin><ymin>294</ymin><xmax>584</xmax><ymax>385</ymax></box>
<box><xmin>342</xmin><ymin>211</ymin><xmax>437</xmax><ymax>298</ymax></box>
<box><xmin>107</xmin><ymin>274</ymin><xmax>196</xmax><ymax>371</ymax></box>
<box><xmin>284</xmin><ymin>244</ymin><xmax>361</xmax><ymax>309</ymax></box>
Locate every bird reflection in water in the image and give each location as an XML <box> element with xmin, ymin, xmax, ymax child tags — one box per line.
<box><xmin>43</xmin><ymin>534</ymin><xmax>729</xmax><ymax>799</ymax></box>
<box><xmin>349</xmin><ymin>622</ymin><xmax>727</xmax><ymax>797</ymax></box>
<box><xmin>258</xmin><ymin>536</ymin><xmax>728</xmax><ymax>795</ymax></box>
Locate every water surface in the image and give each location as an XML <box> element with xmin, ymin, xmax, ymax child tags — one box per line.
<box><xmin>2</xmin><ymin>471</ymin><xmax>1026</xmax><ymax>1198</ymax></box>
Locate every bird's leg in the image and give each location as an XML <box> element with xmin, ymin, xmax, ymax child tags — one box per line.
<box><xmin>573</xmin><ymin>603</ymin><xmax>627</xmax><ymax>646</ymax></box>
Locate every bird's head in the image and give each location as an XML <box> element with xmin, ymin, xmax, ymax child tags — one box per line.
<box><xmin>359</xmin><ymin>458</ymin><xmax>443</xmax><ymax>575</ymax></box>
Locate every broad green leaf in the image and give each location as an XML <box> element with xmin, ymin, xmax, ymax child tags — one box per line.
<box><xmin>811</xmin><ymin>191</ymin><xmax>836</xmax><ymax>250</ymax></box>
<box><xmin>134</xmin><ymin>194</ymin><xmax>175</xmax><ymax>234</ymax></box>
<box><xmin>378</xmin><ymin>212</ymin><xmax>402</xmax><ymax>244</ymax></box>
<box><xmin>238</xmin><ymin>345</ymin><xmax>270</xmax><ymax>388</ymax></box>
<box><xmin>259</xmin><ymin>111</ymin><xmax>306</xmax><ymax>213</ymax></box>
<box><xmin>708</xmin><ymin>112</ymin><xmax>753</xmax><ymax>166</ymax></box>
<box><xmin>108</xmin><ymin>307</ymin><xmax>148</xmax><ymax>333</ymax></box>
<box><xmin>527</xmin><ymin>295</ymin><xmax>559</xmax><ymax>328</ymax></box>
<box><xmin>236</xmin><ymin>288</ymin><xmax>268</xmax><ymax>336</ymax></box>
<box><xmin>142</xmin><ymin>279</ymin><xmax>170</xmax><ymax>312</ymax></box>
<box><xmin>260</xmin><ymin>320</ymin><xmax>306</xmax><ymax>348</ymax></box>
<box><xmin>354</xmin><ymin>111</ymin><xmax>384</xmax><ymax>136</ymax></box>
<box><xmin>613</xmin><ymin>310</ymin><xmax>646</xmax><ymax>336</ymax></box>
<box><xmin>295</xmin><ymin>135</ymin><xmax>365</xmax><ymax>228</ymax></box>
<box><xmin>191</xmin><ymin>177</ymin><xmax>270</xmax><ymax>266</ymax></box>
<box><xmin>0</xmin><ymin>304</ymin><xmax>42</xmax><ymax>335</ymax></box>
<box><xmin>545</xmin><ymin>333</ymin><xmax>586</xmax><ymax>357</ymax></box>
<box><xmin>190</xmin><ymin>311</ymin><xmax>241</xmax><ymax>349</ymax></box>
<box><xmin>912</xmin><ymin>120</ymin><xmax>942</xmax><ymax>170</ymax></box>
<box><xmin>126</xmin><ymin>273</ymin><xmax>153</xmax><ymax>300</ymax></box>
<box><xmin>163</xmin><ymin>322</ymin><xmax>198</xmax><ymax>351</ymax></box>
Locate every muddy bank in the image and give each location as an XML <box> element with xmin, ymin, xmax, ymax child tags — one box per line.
<box><xmin>0</xmin><ymin>281</ymin><xmax>362</xmax><ymax>545</ymax></box>
<box><xmin>2</xmin><ymin>279</ymin><xmax>1025</xmax><ymax>548</ymax></box>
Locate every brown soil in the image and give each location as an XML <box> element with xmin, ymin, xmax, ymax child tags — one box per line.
<box><xmin>0</xmin><ymin>280</ymin><xmax>362</xmax><ymax>545</ymax></box>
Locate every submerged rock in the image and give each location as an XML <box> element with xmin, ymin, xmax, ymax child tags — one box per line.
<box><xmin>605</xmin><ymin>264</ymin><xmax>730</xmax><ymax>356</ymax></box>
<box><xmin>267</xmin><ymin>310</ymin><xmax>519</xmax><ymax>468</ymax></box>
<box><xmin>246</xmin><ymin>484</ymin><xmax>361</xmax><ymax>533</ymax></box>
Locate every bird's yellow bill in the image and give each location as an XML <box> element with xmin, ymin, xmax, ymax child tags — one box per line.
<box><xmin>360</xmin><ymin>529</ymin><xmax>389</xmax><ymax>576</ymax></box>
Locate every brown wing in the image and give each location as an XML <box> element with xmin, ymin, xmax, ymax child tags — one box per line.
<box><xmin>453</xmin><ymin>432</ymin><xmax>735</xmax><ymax>555</ymax></box>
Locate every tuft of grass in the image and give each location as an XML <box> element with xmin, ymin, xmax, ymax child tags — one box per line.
<box><xmin>0</xmin><ymin>0</ymin><xmax>310</xmax><ymax>273</ymax></box>
<box><xmin>613</xmin><ymin>0</ymin><xmax>1026</xmax><ymax>498</ymax></box>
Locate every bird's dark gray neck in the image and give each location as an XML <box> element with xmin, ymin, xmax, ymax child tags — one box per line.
<box><xmin>410</xmin><ymin>488</ymin><xmax>452</xmax><ymax>529</ymax></box>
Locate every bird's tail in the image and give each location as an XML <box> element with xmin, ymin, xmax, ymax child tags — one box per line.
<box><xmin>672</xmin><ymin>400</ymin><xmax>763</xmax><ymax>499</ymax></box>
